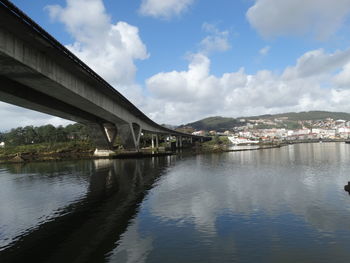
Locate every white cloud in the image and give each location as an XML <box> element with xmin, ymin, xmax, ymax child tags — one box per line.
<box><xmin>46</xmin><ymin>0</ymin><xmax>149</xmax><ymax>102</ymax></box>
<box><xmin>333</xmin><ymin>62</ymin><xmax>350</xmax><ymax>88</ymax></box>
<box><xmin>144</xmin><ymin>48</ymin><xmax>350</xmax><ymax>125</ymax></box>
<box><xmin>139</xmin><ymin>0</ymin><xmax>194</xmax><ymax>19</ymax></box>
<box><xmin>259</xmin><ymin>45</ymin><xmax>270</xmax><ymax>56</ymax></box>
<box><xmin>200</xmin><ymin>23</ymin><xmax>231</xmax><ymax>54</ymax></box>
<box><xmin>147</xmin><ymin>53</ymin><xmax>212</xmax><ymax>102</ymax></box>
<box><xmin>246</xmin><ymin>0</ymin><xmax>350</xmax><ymax>40</ymax></box>
<box><xmin>108</xmin><ymin>218</ymin><xmax>153</xmax><ymax>263</ymax></box>
<box><xmin>282</xmin><ymin>48</ymin><xmax>350</xmax><ymax>80</ymax></box>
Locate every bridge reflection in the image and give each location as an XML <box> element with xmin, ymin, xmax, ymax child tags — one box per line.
<box><xmin>0</xmin><ymin>157</ymin><xmax>175</xmax><ymax>263</ymax></box>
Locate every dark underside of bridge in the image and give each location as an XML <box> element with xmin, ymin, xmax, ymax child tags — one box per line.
<box><xmin>0</xmin><ymin>75</ymin><xmax>107</xmax><ymax>124</ymax></box>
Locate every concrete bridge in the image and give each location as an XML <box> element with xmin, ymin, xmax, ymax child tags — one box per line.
<box><xmin>0</xmin><ymin>0</ymin><xmax>206</xmax><ymax>154</ymax></box>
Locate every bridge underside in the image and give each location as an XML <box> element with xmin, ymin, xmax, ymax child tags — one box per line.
<box><xmin>4</xmin><ymin>79</ymin><xmax>150</xmax><ymax>152</ymax></box>
<box><xmin>0</xmin><ymin>74</ymin><xmax>148</xmax><ymax>151</ymax></box>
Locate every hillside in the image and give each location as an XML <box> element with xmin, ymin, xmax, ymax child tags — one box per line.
<box><xmin>243</xmin><ymin>111</ymin><xmax>350</xmax><ymax>121</ymax></box>
<box><xmin>181</xmin><ymin>111</ymin><xmax>350</xmax><ymax>131</ymax></box>
<box><xmin>179</xmin><ymin>116</ymin><xmax>239</xmax><ymax>132</ymax></box>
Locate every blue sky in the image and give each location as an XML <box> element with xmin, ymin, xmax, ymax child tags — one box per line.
<box><xmin>2</xmin><ymin>0</ymin><xmax>350</xmax><ymax>130</ymax></box>
<box><xmin>12</xmin><ymin>0</ymin><xmax>324</xmax><ymax>76</ymax></box>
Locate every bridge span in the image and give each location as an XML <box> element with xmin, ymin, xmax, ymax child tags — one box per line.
<box><xmin>0</xmin><ymin>0</ymin><xmax>206</xmax><ymax>153</ymax></box>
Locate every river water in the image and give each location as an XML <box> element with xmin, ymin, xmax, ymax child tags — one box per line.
<box><xmin>1</xmin><ymin>143</ymin><xmax>350</xmax><ymax>262</ymax></box>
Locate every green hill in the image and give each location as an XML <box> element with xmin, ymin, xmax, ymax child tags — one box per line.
<box><xmin>180</xmin><ymin>116</ymin><xmax>238</xmax><ymax>132</ymax></box>
<box><xmin>180</xmin><ymin>111</ymin><xmax>350</xmax><ymax>131</ymax></box>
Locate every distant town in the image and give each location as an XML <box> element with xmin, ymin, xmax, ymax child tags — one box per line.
<box><xmin>178</xmin><ymin>113</ymin><xmax>350</xmax><ymax>143</ymax></box>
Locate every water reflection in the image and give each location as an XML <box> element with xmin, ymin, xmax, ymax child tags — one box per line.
<box><xmin>149</xmin><ymin>145</ymin><xmax>350</xmax><ymax>231</ymax></box>
<box><xmin>112</xmin><ymin>143</ymin><xmax>350</xmax><ymax>263</ymax></box>
<box><xmin>1</xmin><ymin>143</ymin><xmax>350</xmax><ymax>263</ymax></box>
<box><xmin>0</xmin><ymin>157</ymin><xmax>175</xmax><ymax>263</ymax></box>
<box><xmin>0</xmin><ymin>161</ymin><xmax>92</xmax><ymax>250</ymax></box>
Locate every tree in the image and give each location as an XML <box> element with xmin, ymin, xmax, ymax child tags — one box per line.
<box><xmin>65</xmin><ymin>123</ymin><xmax>89</xmax><ymax>140</ymax></box>
<box><xmin>1</xmin><ymin>123</ymin><xmax>91</xmax><ymax>146</ymax></box>
<box><xmin>23</xmin><ymin>126</ymin><xmax>36</xmax><ymax>144</ymax></box>
<box><xmin>35</xmin><ymin>125</ymin><xmax>56</xmax><ymax>143</ymax></box>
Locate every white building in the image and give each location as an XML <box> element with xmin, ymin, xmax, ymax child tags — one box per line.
<box><xmin>312</xmin><ymin>128</ymin><xmax>320</xmax><ymax>134</ymax></box>
<box><xmin>335</xmin><ymin>119</ymin><xmax>346</xmax><ymax>125</ymax></box>
<box><xmin>337</xmin><ymin>127</ymin><xmax>350</xmax><ymax>133</ymax></box>
<box><xmin>312</xmin><ymin>128</ymin><xmax>331</xmax><ymax>135</ymax></box>
<box><xmin>293</xmin><ymin>129</ymin><xmax>310</xmax><ymax>136</ymax></box>
<box><xmin>238</xmin><ymin>131</ymin><xmax>252</xmax><ymax>138</ymax></box>
<box><xmin>0</xmin><ymin>142</ymin><xmax>4</xmax><ymax>148</ymax></box>
<box><xmin>325</xmin><ymin>129</ymin><xmax>336</xmax><ymax>137</ymax></box>
<box><xmin>192</xmin><ymin>130</ymin><xmax>206</xmax><ymax>136</ymax></box>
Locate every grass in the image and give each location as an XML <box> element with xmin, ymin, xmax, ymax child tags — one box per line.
<box><xmin>0</xmin><ymin>141</ymin><xmax>94</xmax><ymax>158</ymax></box>
<box><xmin>198</xmin><ymin>136</ymin><xmax>230</xmax><ymax>152</ymax></box>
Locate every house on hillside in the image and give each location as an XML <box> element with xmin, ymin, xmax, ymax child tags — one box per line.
<box><xmin>192</xmin><ymin>130</ymin><xmax>206</xmax><ymax>136</ymax></box>
<box><xmin>0</xmin><ymin>142</ymin><xmax>4</xmax><ymax>148</ymax></box>
<box><xmin>335</xmin><ymin>119</ymin><xmax>346</xmax><ymax>127</ymax></box>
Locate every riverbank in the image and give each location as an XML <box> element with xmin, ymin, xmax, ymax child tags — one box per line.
<box><xmin>189</xmin><ymin>138</ymin><xmax>350</xmax><ymax>155</ymax></box>
<box><xmin>0</xmin><ymin>142</ymin><xmax>177</xmax><ymax>164</ymax></box>
<box><xmin>0</xmin><ymin>143</ymin><xmax>275</xmax><ymax>164</ymax></box>
<box><xmin>191</xmin><ymin>141</ymin><xmax>283</xmax><ymax>154</ymax></box>
<box><xmin>1</xmin><ymin>139</ymin><xmax>348</xmax><ymax>164</ymax></box>
<box><xmin>0</xmin><ymin>141</ymin><xmax>94</xmax><ymax>164</ymax></box>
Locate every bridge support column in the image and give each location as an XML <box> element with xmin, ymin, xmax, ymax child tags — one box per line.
<box><xmin>156</xmin><ymin>134</ymin><xmax>159</xmax><ymax>149</ymax></box>
<box><xmin>87</xmin><ymin>123</ymin><xmax>117</xmax><ymax>156</ymax></box>
<box><xmin>151</xmin><ymin>134</ymin><xmax>159</xmax><ymax>151</ymax></box>
<box><xmin>119</xmin><ymin>122</ymin><xmax>141</xmax><ymax>151</ymax></box>
<box><xmin>179</xmin><ymin>136</ymin><xmax>183</xmax><ymax>148</ymax></box>
<box><xmin>104</xmin><ymin>123</ymin><xmax>117</xmax><ymax>145</ymax></box>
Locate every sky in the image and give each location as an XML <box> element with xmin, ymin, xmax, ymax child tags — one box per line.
<box><xmin>2</xmin><ymin>0</ymin><xmax>350</xmax><ymax>130</ymax></box>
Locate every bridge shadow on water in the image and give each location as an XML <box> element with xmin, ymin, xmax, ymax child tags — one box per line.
<box><xmin>0</xmin><ymin>156</ymin><xmax>175</xmax><ymax>263</ymax></box>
